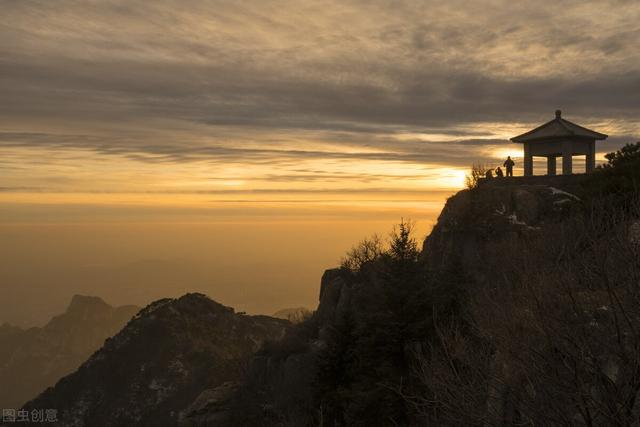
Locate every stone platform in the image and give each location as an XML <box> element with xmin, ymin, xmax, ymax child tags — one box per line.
<box><xmin>478</xmin><ymin>173</ymin><xmax>589</xmax><ymax>188</ymax></box>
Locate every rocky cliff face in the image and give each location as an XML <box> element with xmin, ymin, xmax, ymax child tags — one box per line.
<box><xmin>23</xmin><ymin>293</ymin><xmax>289</xmax><ymax>427</ymax></box>
<box><xmin>316</xmin><ymin>268</ymin><xmax>352</xmax><ymax>334</ymax></box>
<box><xmin>272</xmin><ymin>307</ymin><xmax>312</xmax><ymax>323</ymax></box>
<box><xmin>301</xmin><ymin>177</ymin><xmax>614</xmax><ymax>426</ymax></box>
<box><xmin>416</xmin><ymin>177</ymin><xmax>640</xmax><ymax>426</ymax></box>
<box><xmin>0</xmin><ymin>295</ymin><xmax>139</xmax><ymax>410</ymax></box>
<box><xmin>422</xmin><ymin>180</ymin><xmax>585</xmax><ymax>275</ymax></box>
<box><xmin>314</xmin><ymin>181</ymin><xmax>588</xmax><ymax>336</ymax></box>
<box><xmin>314</xmin><ymin>179</ymin><xmax>605</xmax><ymax>319</ymax></box>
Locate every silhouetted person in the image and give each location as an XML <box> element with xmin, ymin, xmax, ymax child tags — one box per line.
<box><xmin>495</xmin><ymin>167</ymin><xmax>504</xmax><ymax>177</ymax></box>
<box><xmin>503</xmin><ymin>156</ymin><xmax>515</xmax><ymax>177</ymax></box>
<box><xmin>485</xmin><ymin>169</ymin><xmax>493</xmax><ymax>179</ymax></box>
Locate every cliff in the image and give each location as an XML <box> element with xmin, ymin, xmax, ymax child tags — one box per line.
<box><xmin>315</xmin><ymin>178</ymin><xmax>590</xmax><ymax>338</ymax></box>
<box><xmin>243</xmin><ymin>170</ymin><xmax>640</xmax><ymax>426</ymax></box>
<box><xmin>422</xmin><ymin>178</ymin><xmax>587</xmax><ymax>273</ymax></box>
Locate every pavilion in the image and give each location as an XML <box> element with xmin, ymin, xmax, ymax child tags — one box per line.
<box><xmin>511</xmin><ymin>110</ymin><xmax>608</xmax><ymax>176</ymax></box>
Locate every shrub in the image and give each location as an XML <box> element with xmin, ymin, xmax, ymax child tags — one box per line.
<box><xmin>340</xmin><ymin>234</ymin><xmax>384</xmax><ymax>273</ymax></box>
<box><xmin>587</xmin><ymin>141</ymin><xmax>640</xmax><ymax>198</ymax></box>
<box><xmin>602</xmin><ymin>141</ymin><xmax>640</xmax><ymax>168</ymax></box>
<box><xmin>465</xmin><ymin>163</ymin><xmax>489</xmax><ymax>189</ymax></box>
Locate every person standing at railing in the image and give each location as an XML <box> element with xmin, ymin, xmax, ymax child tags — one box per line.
<box><xmin>503</xmin><ymin>156</ymin><xmax>515</xmax><ymax>177</ymax></box>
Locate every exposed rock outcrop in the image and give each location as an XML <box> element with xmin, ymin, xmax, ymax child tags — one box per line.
<box><xmin>272</xmin><ymin>307</ymin><xmax>312</xmax><ymax>323</ymax></box>
<box><xmin>422</xmin><ymin>181</ymin><xmax>585</xmax><ymax>276</ymax></box>
<box><xmin>316</xmin><ymin>268</ymin><xmax>351</xmax><ymax>332</ymax></box>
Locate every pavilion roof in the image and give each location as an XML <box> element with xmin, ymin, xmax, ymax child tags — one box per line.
<box><xmin>511</xmin><ymin>110</ymin><xmax>608</xmax><ymax>143</ymax></box>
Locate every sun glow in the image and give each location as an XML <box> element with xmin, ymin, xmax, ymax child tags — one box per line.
<box><xmin>490</xmin><ymin>147</ymin><xmax>522</xmax><ymax>162</ymax></box>
<box><xmin>428</xmin><ymin>168</ymin><xmax>467</xmax><ymax>189</ymax></box>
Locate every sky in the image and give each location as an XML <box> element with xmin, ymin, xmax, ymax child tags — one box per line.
<box><xmin>1</xmin><ymin>0</ymin><xmax>639</xmax><ymax>326</ymax></box>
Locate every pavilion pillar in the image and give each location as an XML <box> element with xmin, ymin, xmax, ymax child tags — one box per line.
<box><xmin>524</xmin><ymin>143</ymin><xmax>533</xmax><ymax>176</ymax></box>
<box><xmin>562</xmin><ymin>151</ymin><xmax>573</xmax><ymax>175</ymax></box>
<box><xmin>547</xmin><ymin>156</ymin><xmax>556</xmax><ymax>176</ymax></box>
<box><xmin>586</xmin><ymin>140</ymin><xmax>596</xmax><ymax>173</ymax></box>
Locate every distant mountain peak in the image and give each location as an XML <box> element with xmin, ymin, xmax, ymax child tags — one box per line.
<box><xmin>132</xmin><ymin>293</ymin><xmax>233</xmax><ymax>321</ymax></box>
<box><xmin>67</xmin><ymin>294</ymin><xmax>110</xmax><ymax>311</ymax></box>
<box><xmin>0</xmin><ymin>296</ymin><xmax>140</xmax><ymax>410</ymax></box>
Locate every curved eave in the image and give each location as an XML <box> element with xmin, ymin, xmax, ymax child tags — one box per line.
<box><xmin>511</xmin><ymin>133</ymin><xmax>608</xmax><ymax>143</ymax></box>
<box><xmin>510</xmin><ymin>116</ymin><xmax>608</xmax><ymax>143</ymax></box>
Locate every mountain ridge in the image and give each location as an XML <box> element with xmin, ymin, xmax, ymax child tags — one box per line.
<box><xmin>0</xmin><ymin>295</ymin><xmax>140</xmax><ymax>410</ymax></box>
<box><xmin>23</xmin><ymin>293</ymin><xmax>290</xmax><ymax>426</ymax></box>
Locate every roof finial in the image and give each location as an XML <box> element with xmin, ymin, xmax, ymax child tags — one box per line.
<box><xmin>555</xmin><ymin>109</ymin><xmax>562</xmax><ymax>119</ymax></box>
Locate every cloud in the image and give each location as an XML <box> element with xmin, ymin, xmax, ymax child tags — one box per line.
<box><xmin>0</xmin><ymin>186</ymin><xmax>47</xmax><ymax>192</ymax></box>
<box><xmin>0</xmin><ymin>0</ymin><xmax>639</xmax><ymax>192</ymax></box>
<box><xmin>0</xmin><ymin>130</ymin><xmax>500</xmax><ymax>169</ymax></box>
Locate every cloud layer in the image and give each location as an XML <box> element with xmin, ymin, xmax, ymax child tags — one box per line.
<box><xmin>1</xmin><ymin>0</ymin><xmax>639</xmax><ymax>192</ymax></box>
